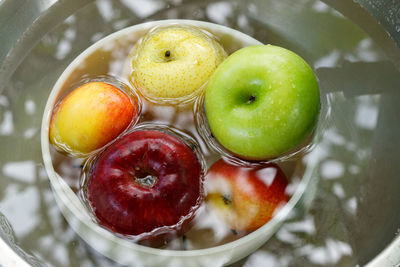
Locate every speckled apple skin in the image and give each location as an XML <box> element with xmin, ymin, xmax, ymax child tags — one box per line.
<box><xmin>50</xmin><ymin>82</ymin><xmax>137</xmax><ymax>156</ymax></box>
<box><xmin>131</xmin><ymin>25</ymin><xmax>227</xmax><ymax>100</ymax></box>
<box><xmin>87</xmin><ymin>130</ymin><xmax>203</xmax><ymax>240</ymax></box>
<box><xmin>206</xmin><ymin>159</ymin><xmax>288</xmax><ymax>231</ymax></box>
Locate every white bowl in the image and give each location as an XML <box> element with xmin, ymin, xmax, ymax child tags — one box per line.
<box><xmin>41</xmin><ymin>19</ymin><xmax>319</xmax><ymax>267</ymax></box>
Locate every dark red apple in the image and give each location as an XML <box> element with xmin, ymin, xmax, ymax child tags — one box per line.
<box><xmin>86</xmin><ymin>130</ymin><xmax>203</xmax><ymax>242</ymax></box>
<box><xmin>205</xmin><ymin>159</ymin><xmax>289</xmax><ymax>231</ymax></box>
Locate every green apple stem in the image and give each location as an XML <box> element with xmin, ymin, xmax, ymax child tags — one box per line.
<box><xmin>247</xmin><ymin>95</ymin><xmax>256</xmax><ymax>104</ymax></box>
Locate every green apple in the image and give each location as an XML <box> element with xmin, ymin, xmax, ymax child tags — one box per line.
<box><xmin>130</xmin><ymin>25</ymin><xmax>227</xmax><ymax>101</ymax></box>
<box><xmin>205</xmin><ymin>45</ymin><xmax>320</xmax><ymax>160</ymax></box>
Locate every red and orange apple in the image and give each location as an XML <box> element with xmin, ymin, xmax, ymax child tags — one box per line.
<box><xmin>49</xmin><ymin>81</ymin><xmax>139</xmax><ymax>156</ymax></box>
<box><xmin>205</xmin><ymin>159</ymin><xmax>289</xmax><ymax>231</ymax></box>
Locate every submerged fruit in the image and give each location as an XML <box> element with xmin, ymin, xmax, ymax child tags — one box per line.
<box><xmin>131</xmin><ymin>25</ymin><xmax>227</xmax><ymax>101</ymax></box>
<box><xmin>205</xmin><ymin>158</ymin><xmax>289</xmax><ymax>231</ymax></box>
<box><xmin>87</xmin><ymin>130</ymin><xmax>203</xmax><ymax>242</ymax></box>
<box><xmin>205</xmin><ymin>45</ymin><xmax>320</xmax><ymax>160</ymax></box>
<box><xmin>49</xmin><ymin>81</ymin><xmax>138</xmax><ymax>156</ymax></box>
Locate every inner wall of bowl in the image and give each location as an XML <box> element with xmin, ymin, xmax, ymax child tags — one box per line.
<box><xmin>41</xmin><ymin>19</ymin><xmax>318</xmax><ymax>266</ymax></box>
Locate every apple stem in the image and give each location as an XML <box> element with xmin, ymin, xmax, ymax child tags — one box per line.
<box><xmin>165</xmin><ymin>50</ymin><xmax>171</xmax><ymax>57</ymax></box>
<box><xmin>135</xmin><ymin>175</ymin><xmax>158</xmax><ymax>188</ymax></box>
<box><xmin>222</xmin><ymin>194</ymin><xmax>232</xmax><ymax>205</ymax></box>
<box><xmin>247</xmin><ymin>95</ymin><xmax>256</xmax><ymax>104</ymax></box>
<box><xmin>133</xmin><ymin>167</ymin><xmax>158</xmax><ymax>188</ymax></box>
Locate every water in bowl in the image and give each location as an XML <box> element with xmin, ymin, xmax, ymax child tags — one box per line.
<box><xmin>48</xmin><ymin>25</ymin><xmax>307</xmax><ymax>249</ymax></box>
<box><xmin>1</xmin><ymin>0</ymin><xmax>399</xmax><ymax>266</ymax></box>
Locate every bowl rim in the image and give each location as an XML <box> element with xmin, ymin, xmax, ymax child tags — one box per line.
<box><xmin>41</xmin><ymin>19</ymin><xmax>319</xmax><ymax>259</ymax></box>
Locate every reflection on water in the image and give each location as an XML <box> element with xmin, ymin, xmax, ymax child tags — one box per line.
<box><xmin>0</xmin><ymin>0</ymin><xmax>399</xmax><ymax>266</ymax></box>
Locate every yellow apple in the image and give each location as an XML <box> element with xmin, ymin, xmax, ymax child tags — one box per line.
<box><xmin>130</xmin><ymin>25</ymin><xmax>227</xmax><ymax>101</ymax></box>
<box><xmin>49</xmin><ymin>82</ymin><xmax>139</xmax><ymax>156</ymax></box>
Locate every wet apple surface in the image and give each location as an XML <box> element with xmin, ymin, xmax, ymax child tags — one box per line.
<box><xmin>205</xmin><ymin>159</ymin><xmax>289</xmax><ymax>231</ymax></box>
<box><xmin>86</xmin><ymin>130</ymin><xmax>203</xmax><ymax>240</ymax></box>
<box><xmin>131</xmin><ymin>25</ymin><xmax>227</xmax><ymax>102</ymax></box>
<box><xmin>49</xmin><ymin>24</ymin><xmax>311</xmax><ymax>249</ymax></box>
<box><xmin>205</xmin><ymin>45</ymin><xmax>320</xmax><ymax>160</ymax></box>
<box><xmin>50</xmin><ymin>81</ymin><xmax>139</xmax><ymax>156</ymax></box>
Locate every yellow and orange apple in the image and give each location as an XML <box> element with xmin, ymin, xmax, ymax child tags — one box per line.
<box><xmin>205</xmin><ymin>159</ymin><xmax>289</xmax><ymax>231</ymax></box>
<box><xmin>130</xmin><ymin>25</ymin><xmax>227</xmax><ymax>101</ymax></box>
<box><xmin>49</xmin><ymin>81</ymin><xmax>139</xmax><ymax>156</ymax></box>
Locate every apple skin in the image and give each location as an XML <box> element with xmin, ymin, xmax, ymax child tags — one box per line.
<box><xmin>49</xmin><ymin>82</ymin><xmax>138</xmax><ymax>156</ymax></box>
<box><xmin>86</xmin><ymin>130</ymin><xmax>203</xmax><ymax>243</ymax></box>
<box><xmin>131</xmin><ymin>25</ymin><xmax>227</xmax><ymax>101</ymax></box>
<box><xmin>205</xmin><ymin>158</ymin><xmax>288</xmax><ymax>231</ymax></box>
<box><xmin>205</xmin><ymin>45</ymin><xmax>320</xmax><ymax>160</ymax></box>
